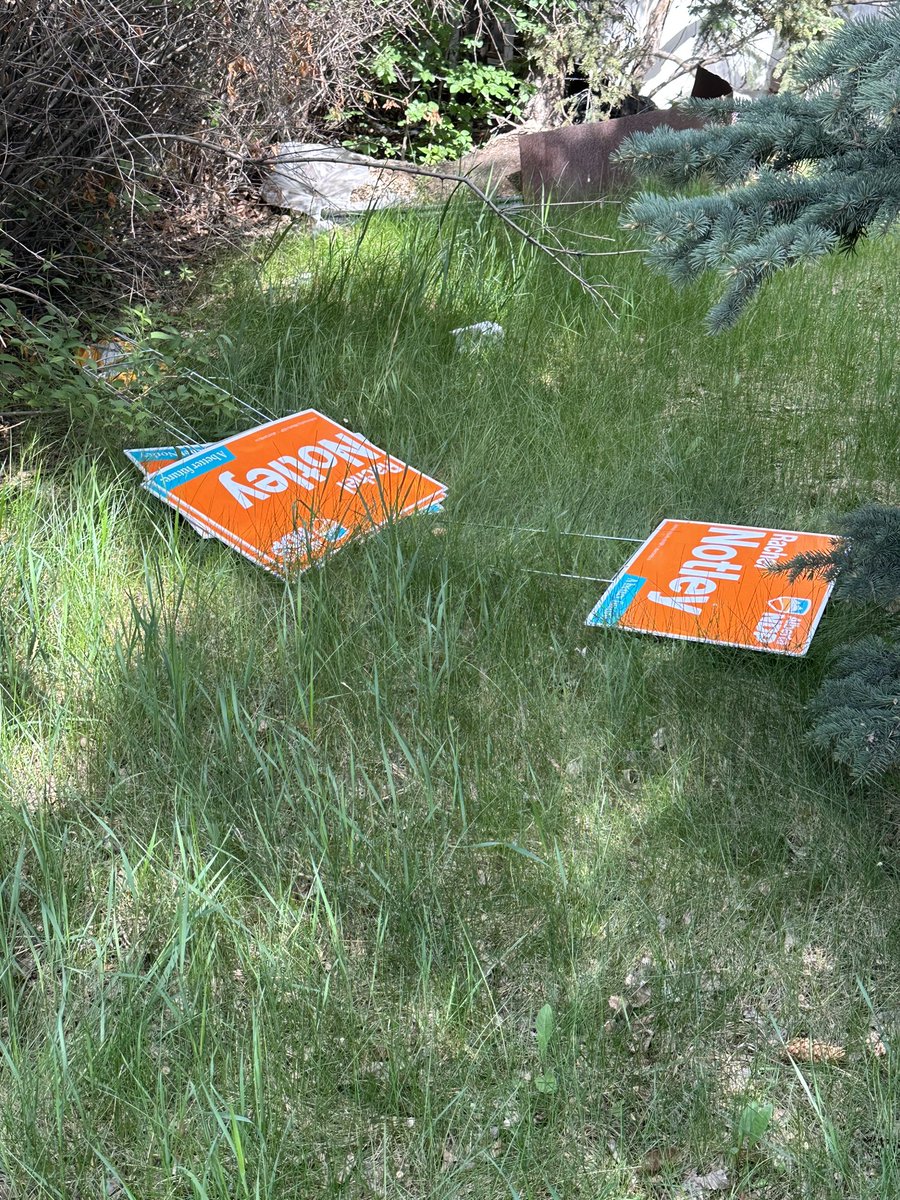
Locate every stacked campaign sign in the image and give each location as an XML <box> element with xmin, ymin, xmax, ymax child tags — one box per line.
<box><xmin>126</xmin><ymin>444</ymin><xmax>215</xmax><ymax>538</ymax></box>
<box><xmin>133</xmin><ymin>410</ymin><xmax>445</xmax><ymax>578</ymax></box>
<box><xmin>125</xmin><ymin>444</ymin><xmax>212</xmax><ymax>477</ymax></box>
<box><xmin>586</xmin><ymin>520</ymin><xmax>835</xmax><ymax>657</ymax></box>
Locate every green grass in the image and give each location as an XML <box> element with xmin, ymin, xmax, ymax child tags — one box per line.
<box><xmin>1</xmin><ymin>201</ymin><xmax>899</xmax><ymax>1199</ymax></box>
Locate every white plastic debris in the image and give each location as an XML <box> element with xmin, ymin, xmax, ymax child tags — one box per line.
<box><xmin>261</xmin><ymin>142</ymin><xmax>405</xmax><ymax>221</ymax></box>
<box><xmin>259</xmin><ymin>271</ymin><xmax>313</xmax><ymax>294</ymax></box>
<box><xmin>450</xmin><ymin>321</ymin><xmax>504</xmax><ymax>352</ymax></box>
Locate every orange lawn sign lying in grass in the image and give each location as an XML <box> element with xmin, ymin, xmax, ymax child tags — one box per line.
<box><xmin>136</xmin><ymin>410</ymin><xmax>446</xmax><ymax>577</ymax></box>
<box><xmin>586</xmin><ymin>519</ymin><xmax>835</xmax><ymax>657</ymax></box>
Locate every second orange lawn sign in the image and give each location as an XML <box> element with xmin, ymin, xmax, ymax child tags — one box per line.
<box><xmin>585</xmin><ymin>519</ymin><xmax>835</xmax><ymax>657</ymax></box>
<box><xmin>143</xmin><ymin>410</ymin><xmax>446</xmax><ymax>577</ymax></box>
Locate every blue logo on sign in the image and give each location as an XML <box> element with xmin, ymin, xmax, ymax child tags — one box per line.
<box><xmin>768</xmin><ymin>595</ymin><xmax>811</xmax><ymax>616</ymax></box>
<box><xmin>585</xmin><ymin>573</ymin><xmax>646</xmax><ymax>627</ymax></box>
<box><xmin>146</xmin><ymin>445</ymin><xmax>235</xmax><ymax>494</ymax></box>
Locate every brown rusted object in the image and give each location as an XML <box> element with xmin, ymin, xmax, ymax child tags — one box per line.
<box><xmin>519</xmin><ymin>109</ymin><xmax>706</xmax><ymax>201</ymax></box>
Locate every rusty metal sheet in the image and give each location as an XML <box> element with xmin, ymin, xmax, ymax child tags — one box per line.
<box><xmin>518</xmin><ymin>109</ymin><xmax>706</xmax><ymax>201</ymax></box>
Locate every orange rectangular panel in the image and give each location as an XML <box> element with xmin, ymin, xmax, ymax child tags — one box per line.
<box><xmin>586</xmin><ymin>519</ymin><xmax>835</xmax><ymax>656</ymax></box>
<box><xmin>143</xmin><ymin>411</ymin><xmax>445</xmax><ymax>577</ymax></box>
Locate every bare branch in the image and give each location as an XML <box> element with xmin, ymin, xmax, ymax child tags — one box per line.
<box><xmin>130</xmin><ymin>134</ymin><xmax>619</xmax><ymax>309</ymax></box>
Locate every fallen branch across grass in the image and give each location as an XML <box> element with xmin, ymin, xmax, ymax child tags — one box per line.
<box><xmin>128</xmin><ymin>133</ymin><xmax>625</xmax><ymax>316</ymax></box>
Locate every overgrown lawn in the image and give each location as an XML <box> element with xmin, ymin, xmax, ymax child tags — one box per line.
<box><xmin>1</xmin><ymin>202</ymin><xmax>898</xmax><ymax>1198</ymax></box>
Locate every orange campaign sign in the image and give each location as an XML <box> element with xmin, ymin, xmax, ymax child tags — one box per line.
<box><xmin>142</xmin><ymin>410</ymin><xmax>446</xmax><ymax>577</ymax></box>
<box><xmin>586</xmin><ymin>519</ymin><xmax>835</xmax><ymax>656</ymax></box>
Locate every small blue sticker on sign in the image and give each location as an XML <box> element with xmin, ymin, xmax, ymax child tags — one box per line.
<box><xmin>586</xmin><ymin>573</ymin><xmax>646</xmax><ymax>627</ymax></box>
<box><xmin>146</xmin><ymin>445</ymin><xmax>236</xmax><ymax>494</ymax></box>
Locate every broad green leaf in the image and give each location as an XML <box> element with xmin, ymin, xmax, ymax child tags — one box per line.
<box><xmin>737</xmin><ymin>1101</ymin><xmax>773</xmax><ymax>1149</ymax></box>
<box><xmin>536</xmin><ymin>1003</ymin><xmax>555</xmax><ymax>1059</ymax></box>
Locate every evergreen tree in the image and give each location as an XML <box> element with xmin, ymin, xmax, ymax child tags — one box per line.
<box><xmin>783</xmin><ymin>504</ymin><xmax>900</xmax><ymax>612</ymax></box>
<box><xmin>784</xmin><ymin>505</ymin><xmax>900</xmax><ymax>783</ymax></box>
<box><xmin>615</xmin><ymin>7</ymin><xmax>900</xmax><ymax>331</ymax></box>
<box><xmin>806</xmin><ymin>637</ymin><xmax>900</xmax><ymax>781</ymax></box>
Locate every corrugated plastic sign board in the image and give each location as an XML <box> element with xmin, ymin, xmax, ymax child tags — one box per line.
<box><xmin>586</xmin><ymin>519</ymin><xmax>835</xmax><ymax>656</ymax></box>
<box><xmin>142</xmin><ymin>410</ymin><xmax>446</xmax><ymax>578</ymax></box>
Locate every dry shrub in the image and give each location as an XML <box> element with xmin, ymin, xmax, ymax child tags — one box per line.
<box><xmin>0</xmin><ymin>0</ymin><xmax>433</xmax><ymax>304</ymax></box>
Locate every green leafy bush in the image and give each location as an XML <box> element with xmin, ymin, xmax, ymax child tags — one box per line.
<box><xmin>348</xmin><ymin>30</ymin><xmax>531</xmax><ymax>162</ymax></box>
<box><xmin>345</xmin><ymin>0</ymin><xmax>642</xmax><ymax>162</ymax></box>
<box><xmin>0</xmin><ymin>288</ymin><xmax>240</xmax><ymax>445</ymax></box>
